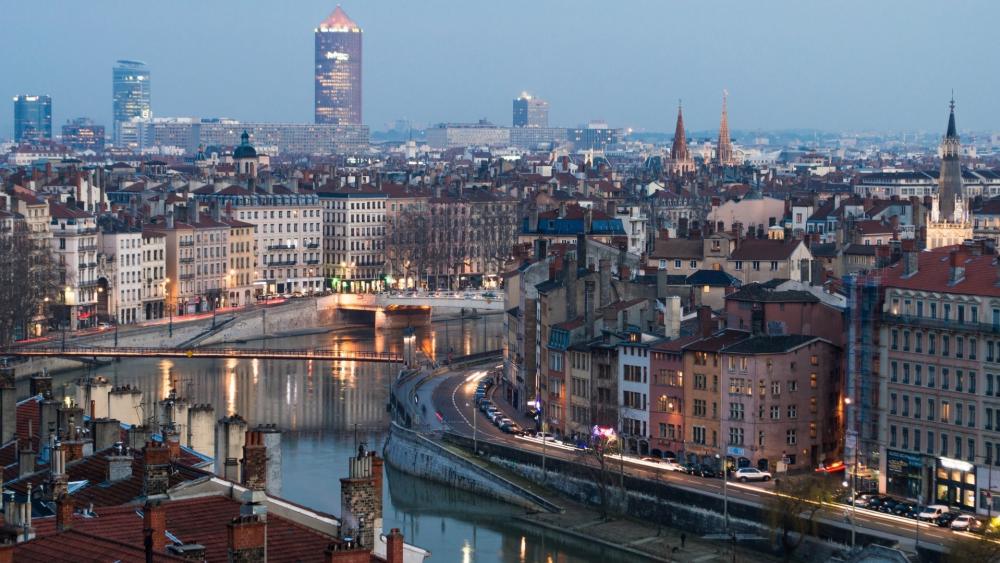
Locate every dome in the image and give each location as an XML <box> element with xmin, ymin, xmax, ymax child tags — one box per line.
<box><xmin>233</xmin><ymin>130</ymin><xmax>257</xmax><ymax>160</ymax></box>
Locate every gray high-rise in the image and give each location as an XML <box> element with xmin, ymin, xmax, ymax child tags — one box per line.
<box><xmin>12</xmin><ymin>95</ymin><xmax>52</xmax><ymax>142</ymax></box>
<box><xmin>112</xmin><ymin>60</ymin><xmax>151</xmax><ymax>147</ymax></box>
<box><xmin>513</xmin><ymin>92</ymin><xmax>549</xmax><ymax>128</ymax></box>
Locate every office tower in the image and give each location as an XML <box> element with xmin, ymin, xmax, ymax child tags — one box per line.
<box><xmin>12</xmin><ymin>95</ymin><xmax>52</xmax><ymax>142</ymax></box>
<box><xmin>513</xmin><ymin>92</ymin><xmax>549</xmax><ymax>128</ymax></box>
<box><xmin>112</xmin><ymin>60</ymin><xmax>151</xmax><ymax>147</ymax></box>
<box><xmin>62</xmin><ymin>118</ymin><xmax>106</xmax><ymax>152</ymax></box>
<box><xmin>314</xmin><ymin>6</ymin><xmax>362</xmax><ymax>125</ymax></box>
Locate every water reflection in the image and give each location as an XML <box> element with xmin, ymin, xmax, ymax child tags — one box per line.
<box><xmin>32</xmin><ymin>315</ymin><xmax>632</xmax><ymax>561</ymax></box>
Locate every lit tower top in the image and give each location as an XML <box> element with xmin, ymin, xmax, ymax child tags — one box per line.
<box><xmin>314</xmin><ymin>5</ymin><xmax>363</xmax><ymax>125</ymax></box>
<box><xmin>317</xmin><ymin>5</ymin><xmax>362</xmax><ymax>33</ymax></box>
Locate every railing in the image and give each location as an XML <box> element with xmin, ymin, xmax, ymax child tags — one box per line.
<box><xmin>179</xmin><ymin>257</ymin><xmax>194</xmax><ymax>264</ymax></box>
<box><xmin>267</xmin><ymin>244</ymin><xmax>296</xmax><ymax>251</ymax></box>
<box><xmin>179</xmin><ymin>274</ymin><xmax>195</xmax><ymax>280</ymax></box>
<box><xmin>267</xmin><ymin>260</ymin><xmax>297</xmax><ymax>266</ymax></box>
<box><xmin>305</xmin><ymin>242</ymin><xmax>321</xmax><ymax>249</ymax></box>
<box><xmin>179</xmin><ymin>240</ymin><xmax>194</xmax><ymax>247</ymax></box>
<box><xmin>1</xmin><ymin>346</ymin><xmax>403</xmax><ymax>363</ymax></box>
<box><xmin>886</xmin><ymin>313</ymin><xmax>1000</xmax><ymax>335</ymax></box>
<box><xmin>305</xmin><ymin>259</ymin><xmax>320</xmax><ymax>265</ymax></box>
<box><xmin>78</xmin><ymin>245</ymin><xmax>98</xmax><ymax>252</ymax></box>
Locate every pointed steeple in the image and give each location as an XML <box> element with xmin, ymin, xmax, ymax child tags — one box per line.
<box><xmin>946</xmin><ymin>93</ymin><xmax>958</xmax><ymax>139</ymax></box>
<box><xmin>668</xmin><ymin>100</ymin><xmax>694</xmax><ymax>175</ymax></box>
<box><xmin>716</xmin><ymin>90</ymin><xmax>735</xmax><ymax>167</ymax></box>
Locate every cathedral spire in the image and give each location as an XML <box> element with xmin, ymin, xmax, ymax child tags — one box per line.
<box><xmin>938</xmin><ymin>95</ymin><xmax>964</xmax><ymax>223</ymax></box>
<box><xmin>716</xmin><ymin>90</ymin><xmax>735</xmax><ymax>167</ymax></box>
<box><xmin>946</xmin><ymin>93</ymin><xmax>958</xmax><ymax>139</ymax></box>
<box><xmin>668</xmin><ymin>100</ymin><xmax>694</xmax><ymax>175</ymax></box>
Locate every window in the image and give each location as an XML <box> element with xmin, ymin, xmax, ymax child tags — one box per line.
<box><xmin>929</xmin><ymin>398</ymin><xmax>936</xmax><ymax>421</ymax></box>
<box><xmin>729</xmin><ymin>403</ymin><xmax>745</xmax><ymax>420</ymax></box>
<box><xmin>623</xmin><ymin>365</ymin><xmax>643</xmax><ymax>382</ymax></box>
<box><xmin>771</xmin><ymin>381</ymin><xmax>781</xmax><ymax>395</ymax></box>
<box><xmin>735</xmin><ymin>261</ymin><xmax>743</xmax><ymax>271</ymax></box>
<box><xmin>971</xmin><ymin>339</ymin><xmax>978</xmax><ymax>360</ymax></box>
<box><xmin>787</xmin><ymin>405</ymin><xmax>797</xmax><ymax>419</ymax></box>
<box><xmin>891</xmin><ymin>330</ymin><xmax>899</xmax><ymax>350</ymax></box>
<box><xmin>928</xmin><ymin>366</ymin><xmax>936</xmax><ymax>388</ymax></box>
<box><xmin>970</xmin><ymin>371</ymin><xmax>977</xmax><ymax>394</ymax></box>
<box><xmin>929</xmin><ymin>334</ymin><xmax>937</xmax><ymax>355</ymax></box>
<box><xmin>941</xmin><ymin>433</ymin><xmax>948</xmax><ymax>457</ymax></box>
<box><xmin>928</xmin><ymin>430</ymin><xmax>935</xmax><ymax>454</ymax></box>
<box><xmin>903</xmin><ymin>364</ymin><xmax>910</xmax><ymax>384</ymax></box>
<box><xmin>942</xmin><ymin>335</ymin><xmax>950</xmax><ymax>356</ymax></box>
<box><xmin>788</xmin><ymin>380</ymin><xmax>798</xmax><ymax>392</ymax></box>
<box><xmin>915</xmin><ymin>365</ymin><xmax>922</xmax><ymax>386</ymax></box>
<box><xmin>770</xmin><ymin>261</ymin><xmax>779</xmax><ymax>271</ymax></box>
<box><xmin>969</xmin><ymin>405</ymin><xmax>976</xmax><ymax>428</ymax></box>
<box><xmin>693</xmin><ymin>426</ymin><xmax>706</xmax><ymax>445</ymax></box>
<box><xmin>770</xmin><ymin>405</ymin><xmax>780</xmax><ymax>419</ymax></box>
<box><xmin>694</xmin><ymin>374</ymin><xmax>707</xmax><ymax>390</ymax></box>
<box><xmin>728</xmin><ymin>427</ymin><xmax>744</xmax><ymax>446</ymax></box>
<box><xmin>786</xmin><ymin>429</ymin><xmax>797</xmax><ymax>445</ymax></box>
<box><xmin>942</xmin><ymin>401</ymin><xmax>951</xmax><ymax>423</ymax></box>
<box><xmin>915</xmin><ymin>333</ymin><xmax>923</xmax><ymax>353</ymax></box>
<box><xmin>890</xmin><ymin>361</ymin><xmax>898</xmax><ymax>382</ymax></box>
<box><xmin>914</xmin><ymin>397</ymin><xmax>921</xmax><ymax>419</ymax></box>
<box><xmin>693</xmin><ymin>399</ymin><xmax>707</xmax><ymax>417</ymax></box>
<box><xmin>902</xmin><ymin>427</ymin><xmax>909</xmax><ymax>449</ymax></box>
<box><xmin>890</xmin><ymin>393</ymin><xmax>897</xmax><ymax>415</ymax></box>
<box><xmin>752</xmin><ymin>261</ymin><xmax>760</xmax><ymax>271</ymax></box>
<box><xmin>548</xmin><ymin>352</ymin><xmax>564</xmax><ymax>372</ymax></box>
<box><xmin>914</xmin><ymin>429</ymin><xmax>921</xmax><ymax>452</ymax></box>
<box><xmin>902</xmin><ymin>395</ymin><xmax>909</xmax><ymax>416</ymax></box>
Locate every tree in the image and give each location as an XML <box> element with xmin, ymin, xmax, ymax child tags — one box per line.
<box><xmin>763</xmin><ymin>475</ymin><xmax>839</xmax><ymax>560</ymax></box>
<box><xmin>0</xmin><ymin>220</ymin><xmax>58</xmax><ymax>346</ymax></box>
<box><xmin>576</xmin><ymin>427</ymin><xmax>622</xmax><ymax>520</ymax></box>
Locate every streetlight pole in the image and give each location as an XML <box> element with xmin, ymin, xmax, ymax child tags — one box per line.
<box><xmin>466</xmin><ymin>402</ymin><xmax>477</xmax><ymax>454</ymax></box>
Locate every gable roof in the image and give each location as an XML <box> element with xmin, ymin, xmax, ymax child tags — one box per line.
<box><xmin>729</xmin><ymin>239</ymin><xmax>803</xmax><ymax>261</ymax></box>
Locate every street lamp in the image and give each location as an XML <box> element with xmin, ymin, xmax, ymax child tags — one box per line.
<box><xmin>466</xmin><ymin>401</ymin><xmax>477</xmax><ymax>454</ymax></box>
<box><xmin>716</xmin><ymin>453</ymin><xmax>729</xmax><ymax>535</ymax></box>
<box><xmin>844</xmin><ymin>396</ymin><xmax>856</xmax><ymax>552</ymax></box>
<box><xmin>164</xmin><ymin>278</ymin><xmax>173</xmax><ymax>338</ymax></box>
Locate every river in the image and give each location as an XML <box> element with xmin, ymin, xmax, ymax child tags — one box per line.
<box><xmin>37</xmin><ymin>313</ymin><xmax>620</xmax><ymax>562</ymax></box>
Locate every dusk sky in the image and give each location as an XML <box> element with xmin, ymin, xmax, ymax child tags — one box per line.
<box><xmin>3</xmin><ymin>0</ymin><xmax>998</xmax><ymax>138</ymax></box>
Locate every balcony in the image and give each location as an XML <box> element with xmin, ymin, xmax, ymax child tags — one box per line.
<box><xmin>267</xmin><ymin>244</ymin><xmax>296</xmax><ymax>251</ymax></box>
<box><xmin>179</xmin><ymin>257</ymin><xmax>195</xmax><ymax>264</ymax></box>
<box><xmin>305</xmin><ymin>242</ymin><xmax>321</xmax><ymax>249</ymax></box>
<box><xmin>179</xmin><ymin>273</ymin><xmax>195</xmax><ymax>281</ymax></box>
<box><xmin>885</xmin><ymin>313</ymin><xmax>1000</xmax><ymax>335</ymax></box>
<box><xmin>78</xmin><ymin>244</ymin><xmax>98</xmax><ymax>252</ymax></box>
<box><xmin>179</xmin><ymin>240</ymin><xmax>194</xmax><ymax>247</ymax></box>
<box><xmin>305</xmin><ymin>259</ymin><xmax>320</xmax><ymax>265</ymax></box>
<box><xmin>268</xmin><ymin>260</ymin><xmax>298</xmax><ymax>267</ymax></box>
<box><xmin>78</xmin><ymin>279</ymin><xmax>100</xmax><ymax>288</ymax></box>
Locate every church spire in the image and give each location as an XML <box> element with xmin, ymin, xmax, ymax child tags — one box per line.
<box><xmin>668</xmin><ymin>100</ymin><xmax>694</xmax><ymax>175</ymax></box>
<box><xmin>946</xmin><ymin>93</ymin><xmax>958</xmax><ymax>139</ymax></box>
<box><xmin>716</xmin><ymin>90</ymin><xmax>735</xmax><ymax>167</ymax></box>
<box><xmin>938</xmin><ymin>95</ymin><xmax>964</xmax><ymax>223</ymax></box>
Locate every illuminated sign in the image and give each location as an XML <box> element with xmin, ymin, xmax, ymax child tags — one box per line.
<box><xmin>325</xmin><ymin>51</ymin><xmax>350</xmax><ymax>62</ymax></box>
<box><xmin>939</xmin><ymin>456</ymin><xmax>974</xmax><ymax>472</ymax></box>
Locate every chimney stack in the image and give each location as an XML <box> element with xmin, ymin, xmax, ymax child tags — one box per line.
<box><xmin>227</xmin><ymin>515</ymin><xmax>267</xmax><ymax>563</ymax></box>
<box><xmin>902</xmin><ymin>239</ymin><xmax>918</xmax><ymax>278</ymax></box>
<box><xmin>697</xmin><ymin>305</ymin><xmax>714</xmax><ymax>338</ymax></box>
<box><xmin>55</xmin><ymin>494</ymin><xmax>74</xmax><ymax>532</ymax></box>
<box><xmin>143</xmin><ymin>441</ymin><xmax>171</xmax><ymax>497</ymax></box>
<box><xmin>107</xmin><ymin>442</ymin><xmax>133</xmax><ymax>482</ymax></box>
<box><xmin>241</xmin><ymin>430</ymin><xmax>267</xmax><ymax>492</ymax></box>
<box><xmin>949</xmin><ymin>250</ymin><xmax>966</xmax><ymax>285</ymax></box>
<box><xmin>386</xmin><ymin>528</ymin><xmax>404</xmax><ymax>563</ymax></box>
<box><xmin>340</xmin><ymin>444</ymin><xmax>382</xmax><ymax>549</ymax></box>
<box><xmin>0</xmin><ymin>367</ymin><xmax>15</xmax><ymax>445</ymax></box>
<box><xmin>143</xmin><ymin>500</ymin><xmax>167</xmax><ymax>553</ymax></box>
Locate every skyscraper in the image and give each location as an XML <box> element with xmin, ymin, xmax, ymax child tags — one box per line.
<box><xmin>112</xmin><ymin>60</ymin><xmax>151</xmax><ymax>147</ymax></box>
<box><xmin>314</xmin><ymin>6</ymin><xmax>362</xmax><ymax>125</ymax></box>
<box><xmin>513</xmin><ymin>92</ymin><xmax>549</xmax><ymax>128</ymax></box>
<box><xmin>12</xmin><ymin>95</ymin><xmax>52</xmax><ymax>142</ymax></box>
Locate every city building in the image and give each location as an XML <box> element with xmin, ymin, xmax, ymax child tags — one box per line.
<box><xmin>426</xmin><ymin>121</ymin><xmax>510</xmax><ymax>149</ymax></box>
<box><xmin>13</xmin><ymin>95</ymin><xmax>52</xmax><ymax>142</ymax></box>
<box><xmin>925</xmin><ymin>98</ymin><xmax>974</xmax><ymax>249</ymax></box>
<box><xmin>100</xmin><ymin>227</ymin><xmax>145</xmax><ymax>325</ymax></box>
<box><xmin>112</xmin><ymin>60</ymin><xmax>152</xmax><ymax>148</ymax></box>
<box><xmin>140</xmin><ymin>229</ymin><xmax>167</xmax><ymax>320</ymax></box>
<box><xmin>513</xmin><ymin>92</ymin><xmax>549</xmax><ymax>128</ymax></box>
<box><xmin>880</xmin><ymin>241</ymin><xmax>1000</xmax><ymax>514</ymax></box>
<box><xmin>49</xmin><ymin>202</ymin><xmax>99</xmax><ymax>330</ymax></box>
<box><xmin>317</xmin><ymin>182</ymin><xmax>387</xmax><ymax>292</ymax></box>
<box><xmin>61</xmin><ymin>118</ymin><xmax>105</xmax><ymax>152</ymax></box>
<box><xmin>314</xmin><ymin>6</ymin><xmax>362</xmax><ymax>125</ymax></box>
<box><xmin>568</xmin><ymin>122</ymin><xmax>620</xmax><ymax>151</ymax></box>
<box><xmin>509</xmin><ymin>126</ymin><xmax>568</xmax><ymax>150</ymax></box>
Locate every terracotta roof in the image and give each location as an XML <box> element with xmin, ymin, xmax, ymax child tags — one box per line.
<box><xmin>48</xmin><ymin>201</ymin><xmax>92</xmax><ymax>220</ymax></box>
<box><xmin>651</xmin><ymin>335</ymin><xmax>701</xmax><ymax>352</ymax></box>
<box><xmin>729</xmin><ymin>239</ymin><xmax>803</xmax><ymax>261</ymax></box>
<box><xmin>854</xmin><ymin>219</ymin><xmax>893</xmax><ymax>235</ymax></box>
<box><xmin>14</xmin><ymin>529</ymin><xmax>187</xmax><ymax>562</ymax></box>
<box><xmin>883</xmin><ymin>248</ymin><xmax>1000</xmax><ymax>297</ymax></box>
<box><xmin>33</xmin><ymin>495</ymin><xmax>339</xmax><ymax>563</ymax></box>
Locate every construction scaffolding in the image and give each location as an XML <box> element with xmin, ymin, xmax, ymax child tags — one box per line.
<box><xmin>844</xmin><ymin>272</ymin><xmax>883</xmax><ymax>493</ymax></box>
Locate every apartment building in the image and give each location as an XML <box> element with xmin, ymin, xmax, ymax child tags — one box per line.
<box><xmin>100</xmin><ymin>228</ymin><xmax>144</xmax><ymax>324</ymax></box>
<box><xmin>317</xmin><ymin>183</ymin><xmax>387</xmax><ymax>292</ymax></box>
<box><xmin>139</xmin><ymin>229</ymin><xmax>166</xmax><ymax>320</ymax></box>
<box><xmin>727</xmin><ymin>239</ymin><xmax>813</xmax><ymax>284</ymax></box>
<box><xmin>880</xmin><ymin>241</ymin><xmax>1000</xmax><ymax>514</ymax></box>
<box><xmin>49</xmin><ymin>202</ymin><xmax>99</xmax><ymax>330</ymax></box>
<box><xmin>224</xmin><ymin>218</ymin><xmax>255</xmax><ymax>307</ymax></box>
<box><xmin>682</xmin><ymin>330</ymin><xmax>748</xmax><ymax>465</ymax></box>
<box><xmin>649</xmin><ymin>336</ymin><xmax>696</xmax><ymax>459</ymax></box>
<box><xmin>618</xmin><ymin>332</ymin><xmax>653</xmax><ymax>453</ymax></box>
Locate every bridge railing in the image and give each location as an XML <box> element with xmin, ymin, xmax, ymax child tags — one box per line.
<box><xmin>0</xmin><ymin>346</ymin><xmax>402</xmax><ymax>362</ymax></box>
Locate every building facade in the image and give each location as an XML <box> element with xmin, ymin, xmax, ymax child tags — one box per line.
<box><xmin>112</xmin><ymin>60</ymin><xmax>151</xmax><ymax>148</ymax></box>
<box><xmin>13</xmin><ymin>95</ymin><xmax>52</xmax><ymax>142</ymax></box>
<box><xmin>513</xmin><ymin>93</ymin><xmax>549</xmax><ymax>128</ymax></box>
<box><xmin>62</xmin><ymin>118</ymin><xmax>105</xmax><ymax>152</ymax></box>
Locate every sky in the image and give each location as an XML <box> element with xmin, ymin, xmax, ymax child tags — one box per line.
<box><xmin>3</xmin><ymin>0</ymin><xmax>999</xmax><ymax>138</ymax></box>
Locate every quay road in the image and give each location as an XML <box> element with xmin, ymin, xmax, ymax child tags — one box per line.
<box><xmin>429</xmin><ymin>370</ymin><xmax>959</xmax><ymax>554</ymax></box>
<box><xmin>0</xmin><ymin>346</ymin><xmax>402</xmax><ymax>363</ymax></box>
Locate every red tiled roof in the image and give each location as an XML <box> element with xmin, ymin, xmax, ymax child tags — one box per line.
<box><xmin>14</xmin><ymin>529</ymin><xmax>187</xmax><ymax>562</ymax></box>
<box><xmin>48</xmin><ymin>201</ymin><xmax>92</xmax><ymax>220</ymax></box>
<box><xmin>34</xmin><ymin>495</ymin><xmax>339</xmax><ymax>563</ymax></box>
<box><xmin>883</xmin><ymin>248</ymin><xmax>1000</xmax><ymax>297</ymax></box>
<box><xmin>683</xmin><ymin>329</ymin><xmax>750</xmax><ymax>352</ymax></box>
<box><xmin>854</xmin><ymin>219</ymin><xmax>893</xmax><ymax>235</ymax></box>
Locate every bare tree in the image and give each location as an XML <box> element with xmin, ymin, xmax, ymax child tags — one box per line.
<box><xmin>764</xmin><ymin>475</ymin><xmax>839</xmax><ymax>560</ymax></box>
<box><xmin>0</xmin><ymin>221</ymin><xmax>58</xmax><ymax>346</ymax></box>
<box><xmin>947</xmin><ymin>524</ymin><xmax>1000</xmax><ymax>562</ymax></box>
<box><xmin>576</xmin><ymin>429</ymin><xmax>622</xmax><ymax>520</ymax></box>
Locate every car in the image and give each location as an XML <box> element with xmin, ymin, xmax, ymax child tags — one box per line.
<box><xmin>893</xmin><ymin>503</ymin><xmax>919</xmax><ymax>518</ymax></box>
<box><xmin>662</xmin><ymin>461</ymin><xmax>686</xmax><ymax>472</ymax></box>
<box><xmin>500</xmin><ymin>422</ymin><xmax>521</xmax><ymax>434</ymax></box>
<box><xmin>936</xmin><ymin>511</ymin><xmax>960</xmax><ymax>527</ymax></box>
<box><xmin>733</xmin><ymin>467</ymin><xmax>772</xmax><ymax>482</ymax></box>
<box><xmin>640</xmin><ymin>457</ymin><xmax>661</xmax><ymax>464</ymax></box>
<box><xmin>878</xmin><ymin>499</ymin><xmax>899</xmax><ymax>514</ymax></box>
<box><xmin>951</xmin><ymin>514</ymin><xmax>984</xmax><ymax>533</ymax></box>
<box><xmin>918</xmin><ymin>505</ymin><xmax>950</xmax><ymax>521</ymax></box>
<box><xmin>692</xmin><ymin>464</ymin><xmax>720</xmax><ymax>478</ymax></box>
<box><xmin>495</xmin><ymin>417</ymin><xmax>512</xmax><ymax>427</ymax></box>
<box><xmin>853</xmin><ymin>494</ymin><xmax>876</xmax><ymax>508</ymax></box>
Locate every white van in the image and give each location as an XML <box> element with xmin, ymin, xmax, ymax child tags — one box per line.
<box><xmin>918</xmin><ymin>505</ymin><xmax>949</xmax><ymax>521</ymax></box>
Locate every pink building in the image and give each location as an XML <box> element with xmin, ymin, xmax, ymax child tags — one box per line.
<box><xmin>649</xmin><ymin>336</ymin><xmax>698</xmax><ymax>459</ymax></box>
<box><xmin>719</xmin><ymin>335</ymin><xmax>841</xmax><ymax>471</ymax></box>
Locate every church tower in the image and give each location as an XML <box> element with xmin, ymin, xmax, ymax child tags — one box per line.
<box><xmin>716</xmin><ymin>90</ymin><xmax>736</xmax><ymax>167</ymax></box>
<box><xmin>938</xmin><ymin>96</ymin><xmax>964</xmax><ymax>223</ymax></box>
<box><xmin>668</xmin><ymin>101</ymin><xmax>695</xmax><ymax>175</ymax></box>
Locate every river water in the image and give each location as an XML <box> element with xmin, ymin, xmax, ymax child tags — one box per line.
<box><xmin>38</xmin><ymin>314</ymin><xmax>621</xmax><ymax>562</ymax></box>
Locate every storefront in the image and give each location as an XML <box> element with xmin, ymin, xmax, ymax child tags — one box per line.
<box><xmin>936</xmin><ymin>456</ymin><xmax>977</xmax><ymax>510</ymax></box>
<box><xmin>886</xmin><ymin>449</ymin><xmax>924</xmax><ymax>500</ymax></box>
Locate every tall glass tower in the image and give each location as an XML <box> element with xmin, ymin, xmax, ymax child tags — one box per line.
<box><xmin>314</xmin><ymin>6</ymin><xmax>362</xmax><ymax>125</ymax></box>
<box><xmin>112</xmin><ymin>60</ymin><xmax>151</xmax><ymax>147</ymax></box>
<box><xmin>12</xmin><ymin>95</ymin><xmax>52</xmax><ymax>142</ymax></box>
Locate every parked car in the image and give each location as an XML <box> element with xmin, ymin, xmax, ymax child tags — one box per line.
<box><xmin>640</xmin><ymin>457</ymin><xmax>662</xmax><ymax>464</ymax></box>
<box><xmin>734</xmin><ymin>467</ymin><xmax>772</xmax><ymax>482</ymax></box>
<box><xmin>936</xmin><ymin>511</ymin><xmax>960</xmax><ymax>527</ymax></box>
<box><xmin>853</xmin><ymin>494</ymin><xmax>876</xmax><ymax>508</ymax></box>
<box><xmin>951</xmin><ymin>514</ymin><xmax>984</xmax><ymax>533</ymax></box>
<box><xmin>877</xmin><ymin>499</ymin><xmax>900</xmax><ymax>514</ymax></box>
<box><xmin>695</xmin><ymin>465</ymin><xmax>721</xmax><ymax>478</ymax></box>
<box><xmin>662</xmin><ymin>461</ymin><xmax>686</xmax><ymax>472</ymax></box>
<box><xmin>918</xmin><ymin>505</ymin><xmax>950</xmax><ymax>522</ymax></box>
<box><xmin>893</xmin><ymin>503</ymin><xmax>919</xmax><ymax>518</ymax></box>
<box><xmin>500</xmin><ymin>422</ymin><xmax>521</xmax><ymax>434</ymax></box>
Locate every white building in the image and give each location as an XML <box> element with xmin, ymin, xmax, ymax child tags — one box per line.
<box><xmin>49</xmin><ymin>202</ymin><xmax>99</xmax><ymax>330</ymax></box>
<box><xmin>618</xmin><ymin>335</ymin><xmax>653</xmax><ymax>451</ymax></box>
<box><xmin>317</xmin><ymin>184</ymin><xmax>388</xmax><ymax>292</ymax></box>
<box><xmin>101</xmin><ymin>229</ymin><xmax>144</xmax><ymax>324</ymax></box>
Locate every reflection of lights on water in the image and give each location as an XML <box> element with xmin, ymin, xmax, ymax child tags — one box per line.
<box><xmin>251</xmin><ymin>358</ymin><xmax>259</xmax><ymax>386</ymax></box>
<box><xmin>461</xmin><ymin>540</ymin><xmax>473</xmax><ymax>563</ymax></box>
<box><xmin>520</xmin><ymin>536</ymin><xmax>526</xmax><ymax>561</ymax></box>
<box><xmin>159</xmin><ymin>360</ymin><xmax>175</xmax><ymax>398</ymax></box>
<box><xmin>226</xmin><ymin>370</ymin><xmax>236</xmax><ymax>416</ymax></box>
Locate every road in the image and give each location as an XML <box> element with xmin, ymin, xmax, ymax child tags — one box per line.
<box><xmin>430</xmin><ymin>370</ymin><xmax>961</xmax><ymax>552</ymax></box>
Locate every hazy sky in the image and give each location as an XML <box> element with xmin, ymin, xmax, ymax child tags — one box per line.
<box><xmin>3</xmin><ymin>0</ymin><xmax>998</xmax><ymax>138</ymax></box>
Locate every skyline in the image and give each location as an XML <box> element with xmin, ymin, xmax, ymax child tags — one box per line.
<box><xmin>3</xmin><ymin>0</ymin><xmax>1000</xmax><ymax>139</ymax></box>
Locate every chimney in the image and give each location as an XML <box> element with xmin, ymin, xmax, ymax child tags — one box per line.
<box><xmin>144</xmin><ymin>500</ymin><xmax>167</xmax><ymax>553</ymax></box>
<box><xmin>584</xmin><ymin>207</ymin><xmax>593</xmax><ymax>234</ymax></box>
<box><xmin>0</xmin><ymin>539</ymin><xmax>13</xmax><ymax>563</ymax></box>
<box><xmin>386</xmin><ymin>528</ymin><xmax>404</xmax><ymax>563</ymax></box>
<box><xmin>564</xmin><ymin>255</ymin><xmax>578</xmax><ymax>320</ymax></box>
<box><xmin>751</xmin><ymin>304</ymin><xmax>765</xmax><ymax>336</ymax></box>
<box><xmin>107</xmin><ymin>443</ymin><xmax>133</xmax><ymax>482</ymax></box>
<box><xmin>534</xmin><ymin>238</ymin><xmax>547</xmax><ymax>261</ymax></box>
<box><xmin>324</xmin><ymin>541</ymin><xmax>370</xmax><ymax>563</ymax></box>
<box><xmin>949</xmin><ymin>250</ymin><xmax>966</xmax><ymax>285</ymax></box>
<box><xmin>0</xmin><ymin>367</ymin><xmax>15</xmax><ymax>445</ymax></box>
<box><xmin>90</xmin><ymin>418</ymin><xmax>122</xmax><ymax>452</ymax></box>
<box><xmin>29</xmin><ymin>373</ymin><xmax>52</xmax><ymax>397</ymax></box>
<box><xmin>598</xmin><ymin>259</ymin><xmax>612</xmax><ymax>307</ymax></box>
<box><xmin>164</xmin><ymin>427</ymin><xmax>181</xmax><ymax>461</ymax></box>
<box><xmin>186</xmin><ymin>200</ymin><xmax>198</xmax><ymax>225</ymax></box>
<box><xmin>17</xmin><ymin>440</ymin><xmax>35</xmax><ymax>478</ymax></box>
<box><xmin>166</xmin><ymin>209</ymin><xmax>175</xmax><ymax>229</ymax></box>
<box><xmin>697</xmin><ymin>305</ymin><xmax>714</xmax><ymax>338</ymax></box>
<box><xmin>227</xmin><ymin>515</ymin><xmax>266</xmax><ymax>563</ymax></box>
<box><xmin>584</xmin><ymin>280</ymin><xmax>596</xmax><ymax>339</ymax></box>
<box><xmin>340</xmin><ymin>444</ymin><xmax>381</xmax><ymax>549</ymax></box>
<box><xmin>664</xmin><ymin>296</ymin><xmax>681</xmax><ymax>340</ymax></box>
<box><xmin>55</xmin><ymin>494</ymin><xmax>74</xmax><ymax>532</ymax></box>
<box><xmin>576</xmin><ymin>233</ymin><xmax>588</xmax><ymax>270</ymax></box>
<box><xmin>241</xmin><ymin>430</ymin><xmax>267</xmax><ymax>492</ymax></box>
<box><xmin>902</xmin><ymin>239</ymin><xmax>918</xmax><ymax>278</ymax></box>
<box><xmin>143</xmin><ymin>441</ymin><xmax>171</xmax><ymax>497</ymax></box>
<box><xmin>656</xmin><ymin>269</ymin><xmax>668</xmax><ymax>299</ymax></box>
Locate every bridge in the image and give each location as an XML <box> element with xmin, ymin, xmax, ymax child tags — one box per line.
<box><xmin>319</xmin><ymin>292</ymin><xmax>506</xmax><ymax>312</ymax></box>
<box><xmin>1</xmin><ymin>346</ymin><xmax>403</xmax><ymax>363</ymax></box>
